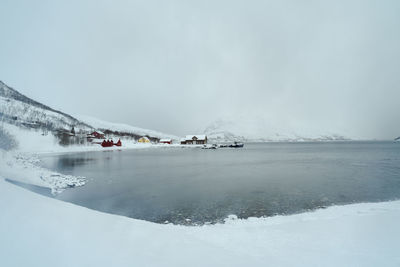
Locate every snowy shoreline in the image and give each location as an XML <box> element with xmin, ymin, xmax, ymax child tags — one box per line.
<box><xmin>1</xmin><ymin>176</ymin><xmax>400</xmax><ymax>266</ymax></box>
<box><xmin>0</xmin><ymin>122</ymin><xmax>191</xmax><ymax>193</ymax></box>
<box><xmin>0</xmin><ymin>141</ymin><xmax>194</xmax><ymax>194</ymax></box>
<box><xmin>0</xmin><ymin>152</ymin><xmax>86</xmax><ymax>194</ymax></box>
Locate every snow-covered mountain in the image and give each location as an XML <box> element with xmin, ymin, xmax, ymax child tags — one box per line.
<box><xmin>204</xmin><ymin>119</ymin><xmax>350</xmax><ymax>142</ymax></box>
<box><xmin>0</xmin><ymin>81</ymin><xmax>174</xmax><ymax>143</ymax></box>
<box><xmin>0</xmin><ymin>81</ymin><xmax>91</xmax><ymax>132</ymax></box>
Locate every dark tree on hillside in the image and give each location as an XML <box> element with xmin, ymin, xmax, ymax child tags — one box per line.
<box><xmin>0</xmin><ymin>126</ymin><xmax>18</xmax><ymax>150</ymax></box>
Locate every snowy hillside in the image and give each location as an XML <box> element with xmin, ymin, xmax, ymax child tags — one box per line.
<box><xmin>0</xmin><ymin>81</ymin><xmax>91</xmax><ymax>132</ymax></box>
<box><xmin>76</xmin><ymin>115</ymin><xmax>179</xmax><ymax>140</ymax></box>
<box><xmin>204</xmin><ymin>119</ymin><xmax>350</xmax><ymax>142</ymax></box>
<box><xmin>0</xmin><ymin>81</ymin><xmax>175</xmax><ymax>143</ymax></box>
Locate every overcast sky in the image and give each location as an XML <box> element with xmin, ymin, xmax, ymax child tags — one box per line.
<box><xmin>1</xmin><ymin>0</ymin><xmax>399</xmax><ymax>139</ymax></box>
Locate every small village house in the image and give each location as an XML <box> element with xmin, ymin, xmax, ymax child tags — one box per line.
<box><xmin>181</xmin><ymin>135</ymin><xmax>207</xmax><ymax>145</ymax></box>
<box><xmin>138</xmin><ymin>136</ymin><xmax>151</xmax><ymax>143</ymax></box>
<box><xmin>159</xmin><ymin>139</ymin><xmax>172</xmax><ymax>144</ymax></box>
<box><xmin>88</xmin><ymin>131</ymin><xmax>105</xmax><ymax>139</ymax></box>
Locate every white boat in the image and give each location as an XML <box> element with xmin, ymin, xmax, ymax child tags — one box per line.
<box><xmin>202</xmin><ymin>144</ymin><xmax>217</xmax><ymax>149</ymax></box>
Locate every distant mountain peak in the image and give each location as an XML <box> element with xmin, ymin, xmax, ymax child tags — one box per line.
<box><xmin>203</xmin><ymin>119</ymin><xmax>350</xmax><ymax>142</ymax></box>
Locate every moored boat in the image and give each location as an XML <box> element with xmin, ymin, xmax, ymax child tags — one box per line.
<box><xmin>202</xmin><ymin>144</ymin><xmax>217</xmax><ymax>149</ymax></box>
<box><xmin>229</xmin><ymin>141</ymin><xmax>244</xmax><ymax>148</ymax></box>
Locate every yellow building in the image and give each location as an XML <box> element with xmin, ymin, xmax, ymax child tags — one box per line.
<box><xmin>138</xmin><ymin>136</ymin><xmax>150</xmax><ymax>143</ymax></box>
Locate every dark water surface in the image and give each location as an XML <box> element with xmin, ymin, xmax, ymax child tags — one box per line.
<box><xmin>40</xmin><ymin>142</ymin><xmax>400</xmax><ymax>225</ymax></box>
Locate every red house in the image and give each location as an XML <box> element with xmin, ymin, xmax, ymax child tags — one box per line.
<box><xmin>101</xmin><ymin>139</ymin><xmax>113</xmax><ymax>147</ymax></box>
<box><xmin>115</xmin><ymin>139</ymin><xmax>122</xmax><ymax>146</ymax></box>
<box><xmin>159</xmin><ymin>139</ymin><xmax>172</xmax><ymax>144</ymax></box>
<box><xmin>91</xmin><ymin>131</ymin><xmax>105</xmax><ymax>139</ymax></box>
<box><xmin>101</xmin><ymin>139</ymin><xmax>122</xmax><ymax>147</ymax></box>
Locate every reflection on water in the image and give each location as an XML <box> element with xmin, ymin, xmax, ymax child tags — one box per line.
<box><xmin>57</xmin><ymin>157</ymin><xmax>99</xmax><ymax>168</ymax></box>
<box><xmin>39</xmin><ymin>142</ymin><xmax>400</xmax><ymax>225</ymax></box>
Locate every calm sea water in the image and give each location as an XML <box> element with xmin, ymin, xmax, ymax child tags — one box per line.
<box><xmin>40</xmin><ymin>142</ymin><xmax>400</xmax><ymax>225</ymax></box>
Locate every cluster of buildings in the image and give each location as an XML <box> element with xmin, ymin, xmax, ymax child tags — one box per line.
<box><xmin>88</xmin><ymin>131</ymin><xmax>208</xmax><ymax>146</ymax></box>
<box><xmin>158</xmin><ymin>135</ymin><xmax>209</xmax><ymax>145</ymax></box>
<box><xmin>143</xmin><ymin>135</ymin><xmax>208</xmax><ymax>145</ymax></box>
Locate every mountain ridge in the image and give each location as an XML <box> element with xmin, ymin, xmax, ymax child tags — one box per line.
<box><xmin>0</xmin><ymin>81</ymin><xmax>91</xmax><ymax>129</ymax></box>
<box><xmin>0</xmin><ymin>81</ymin><xmax>173</xmax><ymax>142</ymax></box>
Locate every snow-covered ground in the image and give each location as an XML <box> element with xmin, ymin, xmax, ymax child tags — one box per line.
<box><xmin>0</xmin><ymin>123</ymin><xmax>87</xmax><ymax>193</ymax></box>
<box><xmin>3</xmin><ymin>121</ymin><xmax>181</xmax><ymax>154</ymax></box>
<box><xmin>1</xmin><ymin>176</ymin><xmax>399</xmax><ymax>267</ymax></box>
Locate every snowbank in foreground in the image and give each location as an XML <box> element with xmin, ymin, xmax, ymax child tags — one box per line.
<box><xmin>1</xmin><ymin>178</ymin><xmax>399</xmax><ymax>267</ymax></box>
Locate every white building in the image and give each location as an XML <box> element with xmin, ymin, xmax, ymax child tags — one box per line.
<box><xmin>181</xmin><ymin>135</ymin><xmax>207</xmax><ymax>145</ymax></box>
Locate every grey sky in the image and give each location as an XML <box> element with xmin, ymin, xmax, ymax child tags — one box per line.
<box><xmin>1</xmin><ymin>0</ymin><xmax>399</xmax><ymax>138</ymax></box>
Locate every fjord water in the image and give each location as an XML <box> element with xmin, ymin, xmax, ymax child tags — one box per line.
<box><xmin>40</xmin><ymin>142</ymin><xmax>400</xmax><ymax>225</ymax></box>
